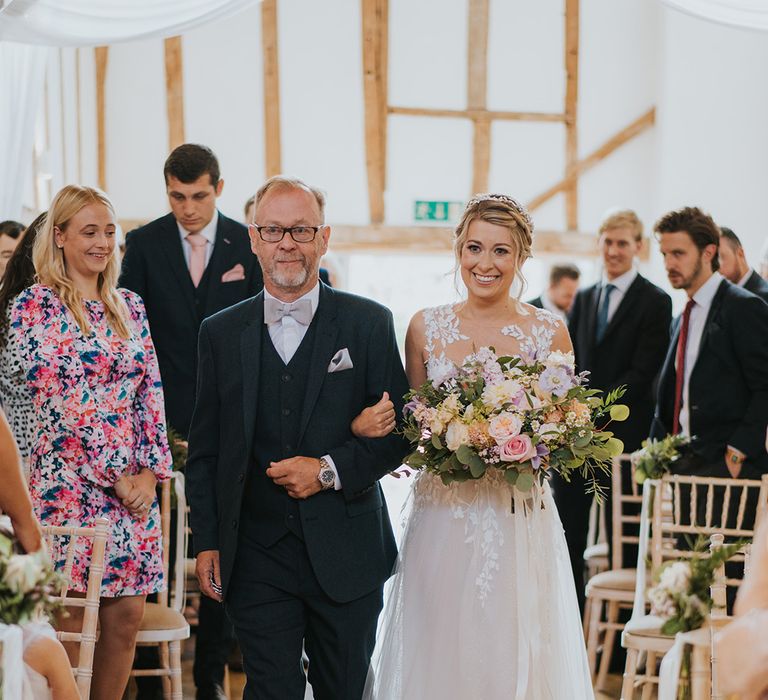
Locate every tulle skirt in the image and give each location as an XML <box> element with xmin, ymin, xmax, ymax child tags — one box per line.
<box><xmin>365</xmin><ymin>470</ymin><xmax>594</xmax><ymax>700</ymax></box>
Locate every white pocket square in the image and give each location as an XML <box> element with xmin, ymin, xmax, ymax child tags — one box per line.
<box><xmin>221</xmin><ymin>263</ymin><xmax>246</xmax><ymax>283</ymax></box>
<box><xmin>328</xmin><ymin>348</ymin><xmax>354</xmax><ymax>373</ymax></box>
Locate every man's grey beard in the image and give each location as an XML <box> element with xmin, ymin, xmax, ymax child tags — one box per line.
<box><xmin>268</xmin><ymin>261</ymin><xmax>311</xmax><ymax>290</ymax></box>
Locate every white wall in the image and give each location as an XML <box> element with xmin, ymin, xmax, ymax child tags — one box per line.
<box><xmin>29</xmin><ymin>1</ymin><xmax>768</xmax><ymax>302</ymax></box>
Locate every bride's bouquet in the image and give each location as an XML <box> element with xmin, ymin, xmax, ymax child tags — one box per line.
<box><xmin>402</xmin><ymin>347</ymin><xmax>628</xmax><ymax>495</ymax></box>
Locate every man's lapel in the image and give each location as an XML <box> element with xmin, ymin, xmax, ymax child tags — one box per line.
<box><xmin>241</xmin><ymin>293</ymin><xmax>264</xmax><ymax>455</ymax></box>
<box><xmin>690</xmin><ymin>279</ymin><xmax>727</xmax><ymax>381</ymax></box>
<box><xmin>204</xmin><ymin>214</ymin><xmax>238</xmax><ymax>307</ymax></box>
<box><xmin>298</xmin><ymin>284</ymin><xmax>340</xmax><ymax>446</ymax></box>
<box><xmin>157</xmin><ymin>214</ymin><xmax>197</xmax><ymax>321</ymax></box>
<box><xmin>658</xmin><ymin>314</ymin><xmax>682</xmax><ymax>410</ymax></box>
<box><xmin>584</xmin><ymin>283</ymin><xmax>600</xmax><ymax>355</ymax></box>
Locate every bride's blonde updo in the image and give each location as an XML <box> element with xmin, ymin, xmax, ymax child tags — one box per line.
<box><xmin>453</xmin><ymin>193</ymin><xmax>534</xmax><ymax>298</ymax></box>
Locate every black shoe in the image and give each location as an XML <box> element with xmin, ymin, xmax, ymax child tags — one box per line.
<box><xmin>196</xmin><ymin>683</ymin><xmax>227</xmax><ymax>700</ymax></box>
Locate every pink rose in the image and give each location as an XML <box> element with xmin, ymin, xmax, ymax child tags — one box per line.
<box><xmin>499</xmin><ymin>434</ymin><xmax>537</xmax><ymax>463</ymax></box>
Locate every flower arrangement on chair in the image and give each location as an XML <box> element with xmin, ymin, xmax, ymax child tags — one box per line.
<box><xmin>632</xmin><ymin>433</ymin><xmax>692</xmax><ymax>484</ymax></box>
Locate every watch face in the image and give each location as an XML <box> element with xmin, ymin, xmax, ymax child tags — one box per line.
<box><xmin>320</xmin><ymin>469</ymin><xmax>334</xmax><ymax>485</ymax></box>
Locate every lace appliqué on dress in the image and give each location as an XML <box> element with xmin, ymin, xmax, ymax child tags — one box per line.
<box><xmin>423</xmin><ymin>305</ymin><xmax>468</xmax><ymax>385</ymax></box>
<box><xmin>502</xmin><ymin>316</ymin><xmax>558</xmax><ymax>363</ymax></box>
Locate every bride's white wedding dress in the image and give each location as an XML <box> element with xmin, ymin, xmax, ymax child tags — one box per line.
<box><xmin>365</xmin><ymin>304</ymin><xmax>595</xmax><ymax>700</ymax></box>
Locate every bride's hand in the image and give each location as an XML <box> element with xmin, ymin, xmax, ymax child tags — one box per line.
<box><xmin>351</xmin><ymin>392</ymin><xmax>396</xmax><ymax>438</ymax></box>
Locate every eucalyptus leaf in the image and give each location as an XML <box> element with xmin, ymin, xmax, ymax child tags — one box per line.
<box><xmin>610</xmin><ymin>404</ymin><xmax>630</xmax><ymax>422</ymax></box>
<box><xmin>431</xmin><ymin>433</ymin><xmax>443</xmax><ymax>450</ymax></box>
<box><xmin>516</xmin><ymin>472</ymin><xmax>535</xmax><ymax>492</ymax></box>
<box><xmin>455</xmin><ymin>444</ymin><xmax>475</xmax><ymax>465</ymax></box>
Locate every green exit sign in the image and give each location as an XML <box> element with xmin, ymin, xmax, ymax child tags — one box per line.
<box><xmin>414</xmin><ymin>200</ymin><xmax>463</xmax><ymax>222</ymax></box>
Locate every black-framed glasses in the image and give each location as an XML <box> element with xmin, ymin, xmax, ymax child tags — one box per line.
<box><xmin>249</xmin><ymin>224</ymin><xmax>323</xmax><ymax>243</ymax></box>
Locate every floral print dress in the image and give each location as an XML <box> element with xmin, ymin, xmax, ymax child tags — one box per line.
<box><xmin>11</xmin><ymin>284</ymin><xmax>173</xmax><ymax>597</ymax></box>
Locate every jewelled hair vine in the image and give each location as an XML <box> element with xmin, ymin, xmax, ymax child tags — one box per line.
<box><xmin>465</xmin><ymin>193</ymin><xmax>534</xmax><ymax>233</ymax></box>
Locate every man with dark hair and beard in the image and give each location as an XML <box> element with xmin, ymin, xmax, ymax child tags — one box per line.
<box><xmin>652</xmin><ymin>206</ymin><xmax>768</xmax><ymax>479</ymax></box>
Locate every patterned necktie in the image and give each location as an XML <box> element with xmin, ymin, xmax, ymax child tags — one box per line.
<box><xmin>186</xmin><ymin>233</ymin><xmax>207</xmax><ymax>287</ymax></box>
<box><xmin>264</xmin><ymin>297</ymin><xmax>313</xmax><ymax>326</ymax></box>
<box><xmin>672</xmin><ymin>299</ymin><xmax>696</xmax><ymax>434</ymax></box>
<box><xmin>595</xmin><ymin>283</ymin><xmax>616</xmax><ymax>343</ymax></box>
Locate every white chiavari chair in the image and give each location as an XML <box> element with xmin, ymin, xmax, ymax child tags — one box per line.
<box><xmin>583</xmin><ymin>454</ymin><xmax>645</xmax><ymax>690</ymax></box>
<box><xmin>620</xmin><ymin>473</ymin><xmax>768</xmax><ymax>700</ymax></box>
<box><xmin>129</xmin><ymin>472</ymin><xmax>190</xmax><ymax>699</ymax></box>
<box><xmin>44</xmin><ymin>517</ymin><xmax>110</xmax><ymax>700</ymax></box>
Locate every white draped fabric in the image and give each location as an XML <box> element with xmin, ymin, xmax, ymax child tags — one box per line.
<box><xmin>0</xmin><ymin>41</ymin><xmax>47</xmax><ymax>220</ymax></box>
<box><xmin>661</xmin><ymin>0</ymin><xmax>768</xmax><ymax>31</ymax></box>
<box><xmin>0</xmin><ymin>0</ymin><xmax>257</xmax><ymax>219</ymax></box>
<box><xmin>0</xmin><ymin>0</ymin><xmax>258</xmax><ymax>47</ymax></box>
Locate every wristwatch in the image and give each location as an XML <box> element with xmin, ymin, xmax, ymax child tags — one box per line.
<box><xmin>317</xmin><ymin>456</ymin><xmax>335</xmax><ymax>490</ymax></box>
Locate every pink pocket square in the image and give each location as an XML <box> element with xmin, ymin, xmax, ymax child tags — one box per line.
<box><xmin>221</xmin><ymin>264</ymin><xmax>246</xmax><ymax>283</ymax></box>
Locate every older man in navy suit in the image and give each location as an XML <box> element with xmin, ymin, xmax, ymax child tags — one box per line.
<box><xmin>186</xmin><ymin>176</ymin><xmax>408</xmax><ymax>700</ymax></box>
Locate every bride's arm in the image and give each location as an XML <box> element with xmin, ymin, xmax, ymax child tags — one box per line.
<box><xmin>405</xmin><ymin>311</ymin><xmax>428</xmax><ymax>389</ymax></box>
<box><xmin>549</xmin><ymin>317</ymin><xmax>575</xmax><ymax>355</ymax></box>
<box><xmin>350</xmin><ymin>311</ymin><xmax>427</xmax><ymax>438</ymax></box>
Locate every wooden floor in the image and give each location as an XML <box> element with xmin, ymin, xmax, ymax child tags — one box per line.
<box><xmin>124</xmin><ymin>634</ymin><xmax>629</xmax><ymax>699</ymax></box>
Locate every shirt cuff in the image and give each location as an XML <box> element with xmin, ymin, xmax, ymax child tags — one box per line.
<box><xmin>322</xmin><ymin>454</ymin><xmax>342</xmax><ymax>490</ymax></box>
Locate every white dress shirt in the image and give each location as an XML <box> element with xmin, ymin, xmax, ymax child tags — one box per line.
<box><xmin>600</xmin><ymin>268</ymin><xmax>638</xmax><ymax>324</ymax></box>
<box><xmin>541</xmin><ymin>293</ymin><xmax>567</xmax><ymax>320</ymax></box>
<box><xmin>177</xmin><ymin>211</ymin><xmax>218</xmax><ymax>268</ymax></box>
<box><xmin>737</xmin><ymin>268</ymin><xmax>754</xmax><ymax>288</ymax></box>
<box><xmin>264</xmin><ymin>283</ymin><xmax>341</xmax><ymax>489</ymax></box>
<box><xmin>676</xmin><ymin>272</ymin><xmax>723</xmax><ymax>437</ymax></box>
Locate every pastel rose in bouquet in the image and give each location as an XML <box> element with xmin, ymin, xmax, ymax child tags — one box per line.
<box><xmin>402</xmin><ymin>347</ymin><xmax>628</xmax><ymax>496</ymax></box>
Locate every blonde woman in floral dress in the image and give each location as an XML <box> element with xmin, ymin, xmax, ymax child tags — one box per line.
<box><xmin>364</xmin><ymin>195</ymin><xmax>594</xmax><ymax>699</ymax></box>
<box><xmin>11</xmin><ymin>185</ymin><xmax>172</xmax><ymax>700</ymax></box>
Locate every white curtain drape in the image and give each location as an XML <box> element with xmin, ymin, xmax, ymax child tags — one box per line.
<box><xmin>0</xmin><ymin>41</ymin><xmax>47</xmax><ymax>220</ymax></box>
<box><xmin>0</xmin><ymin>0</ymin><xmax>258</xmax><ymax>46</ymax></box>
<box><xmin>661</xmin><ymin>0</ymin><xmax>768</xmax><ymax>31</ymax></box>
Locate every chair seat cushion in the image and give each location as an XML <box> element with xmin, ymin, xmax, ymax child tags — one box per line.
<box><xmin>584</xmin><ymin>542</ymin><xmax>608</xmax><ymax>561</ymax></box>
<box><xmin>139</xmin><ymin>603</ymin><xmax>188</xmax><ymax>632</ymax></box>
<box><xmin>623</xmin><ymin>614</ymin><xmax>668</xmax><ymax>637</ymax></box>
<box><xmin>586</xmin><ymin>568</ymin><xmax>647</xmax><ymax>593</ymax></box>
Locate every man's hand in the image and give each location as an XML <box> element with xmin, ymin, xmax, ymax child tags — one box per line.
<box><xmin>11</xmin><ymin>511</ymin><xmax>42</xmax><ymax>553</ymax></box>
<box><xmin>196</xmin><ymin>550</ymin><xmax>223</xmax><ymax>602</ymax></box>
<box><xmin>351</xmin><ymin>392</ymin><xmax>397</xmax><ymax>439</ymax></box>
<box><xmin>267</xmin><ymin>457</ymin><xmax>323</xmax><ymax>499</ymax></box>
<box><xmin>725</xmin><ymin>446</ymin><xmax>746</xmax><ymax>479</ymax></box>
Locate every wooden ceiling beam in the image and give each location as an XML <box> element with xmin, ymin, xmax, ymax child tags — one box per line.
<box><xmin>94</xmin><ymin>46</ymin><xmax>108</xmax><ymax>192</ymax></box>
<box><xmin>564</xmin><ymin>0</ymin><xmax>580</xmax><ymax>230</ymax></box>
<box><xmin>164</xmin><ymin>36</ymin><xmax>186</xmax><ymax>151</ymax></box>
<box><xmin>467</xmin><ymin>0</ymin><xmax>490</xmax><ymax>195</ymax></box>
<box><xmin>262</xmin><ymin>0</ymin><xmax>282</xmax><ymax>176</ymax></box>
<box><xmin>527</xmin><ymin>107</ymin><xmax>656</xmax><ymax>212</ymax></box>
<box><xmin>361</xmin><ymin>0</ymin><xmax>388</xmax><ymax>223</ymax></box>
<box><xmin>389</xmin><ymin>106</ymin><xmax>566</xmax><ymax>122</ymax></box>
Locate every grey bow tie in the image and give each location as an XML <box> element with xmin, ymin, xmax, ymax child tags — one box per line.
<box><xmin>264</xmin><ymin>297</ymin><xmax>313</xmax><ymax>326</ymax></box>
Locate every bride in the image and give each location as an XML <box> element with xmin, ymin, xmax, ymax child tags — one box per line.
<box><xmin>363</xmin><ymin>194</ymin><xmax>594</xmax><ymax>699</ymax></box>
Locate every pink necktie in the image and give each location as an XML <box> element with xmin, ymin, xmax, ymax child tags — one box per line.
<box><xmin>186</xmin><ymin>233</ymin><xmax>207</xmax><ymax>287</ymax></box>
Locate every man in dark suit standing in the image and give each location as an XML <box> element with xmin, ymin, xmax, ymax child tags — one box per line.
<box><xmin>526</xmin><ymin>263</ymin><xmax>580</xmax><ymax>320</ymax></box>
<box><xmin>120</xmin><ymin>144</ymin><xmax>263</xmax><ymax>700</ymax></box>
<box><xmin>651</xmin><ymin>207</ymin><xmax>768</xmax><ymax>479</ymax></box>
<box><xmin>186</xmin><ymin>176</ymin><xmax>409</xmax><ymax>700</ymax></box>
<box><xmin>553</xmin><ymin>209</ymin><xmax>672</xmax><ymax>611</ymax></box>
<box><xmin>718</xmin><ymin>227</ymin><xmax>768</xmax><ymax>303</ymax></box>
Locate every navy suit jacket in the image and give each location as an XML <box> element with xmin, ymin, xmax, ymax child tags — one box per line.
<box><xmin>568</xmin><ymin>274</ymin><xmax>672</xmax><ymax>451</ymax></box>
<box><xmin>185</xmin><ymin>284</ymin><xmax>409</xmax><ymax>602</ymax></box>
<box><xmin>744</xmin><ymin>270</ymin><xmax>768</xmax><ymax>303</ymax></box>
<box><xmin>119</xmin><ymin>212</ymin><xmax>263</xmax><ymax>435</ymax></box>
<box><xmin>651</xmin><ymin>279</ymin><xmax>768</xmax><ymax>474</ymax></box>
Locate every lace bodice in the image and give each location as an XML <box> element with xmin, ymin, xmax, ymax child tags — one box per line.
<box><xmin>423</xmin><ymin>302</ymin><xmax>562</xmax><ymax>383</ymax></box>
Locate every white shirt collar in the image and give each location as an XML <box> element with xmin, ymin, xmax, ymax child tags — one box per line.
<box><xmin>263</xmin><ymin>282</ymin><xmax>320</xmax><ymax>317</ymax></box>
<box><xmin>691</xmin><ymin>271</ymin><xmax>723</xmax><ymax>310</ymax></box>
<box><xmin>177</xmin><ymin>210</ymin><xmax>219</xmax><ymax>246</ymax></box>
<box><xmin>602</xmin><ymin>267</ymin><xmax>637</xmax><ymax>294</ymax></box>
<box><xmin>737</xmin><ymin>268</ymin><xmax>753</xmax><ymax>287</ymax></box>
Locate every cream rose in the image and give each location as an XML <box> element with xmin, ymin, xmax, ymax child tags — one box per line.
<box><xmin>445</xmin><ymin>420</ymin><xmax>471</xmax><ymax>451</ymax></box>
<box><xmin>488</xmin><ymin>412</ymin><xmax>523</xmax><ymax>444</ymax></box>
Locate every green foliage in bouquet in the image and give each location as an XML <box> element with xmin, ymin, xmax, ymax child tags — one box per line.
<box><xmin>0</xmin><ymin>529</ymin><xmax>63</xmax><ymax>625</ymax></box>
<box><xmin>632</xmin><ymin>433</ymin><xmax>691</xmax><ymax>484</ymax></box>
<box><xmin>648</xmin><ymin>537</ymin><xmax>746</xmax><ymax>635</ymax></box>
<box><xmin>401</xmin><ymin>348</ymin><xmax>628</xmax><ymax>497</ymax></box>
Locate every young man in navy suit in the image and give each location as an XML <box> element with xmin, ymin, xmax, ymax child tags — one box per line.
<box><xmin>718</xmin><ymin>226</ymin><xmax>768</xmax><ymax>303</ymax></box>
<box><xmin>554</xmin><ymin>209</ymin><xmax>672</xmax><ymax>612</ymax></box>
<box><xmin>186</xmin><ymin>176</ymin><xmax>408</xmax><ymax>700</ymax></box>
<box><xmin>120</xmin><ymin>144</ymin><xmax>263</xmax><ymax>700</ymax></box>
